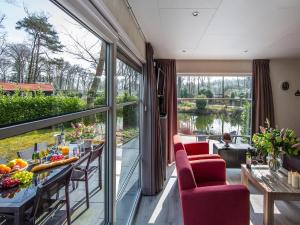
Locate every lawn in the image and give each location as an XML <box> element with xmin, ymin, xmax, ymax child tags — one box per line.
<box><xmin>0</xmin><ymin>127</ymin><xmax>138</xmax><ymax>161</ymax></box>
<box><xmin>0</xmin><ymin>129</ymin><xmax>57</xmax><ymax>161</ymax></box>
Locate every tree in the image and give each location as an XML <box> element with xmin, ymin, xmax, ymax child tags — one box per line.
<box><xmin>0</xmin><ymin>58</ymin><xmax>10</xmax><ymax>82</ymax></box>
<box><xmin>0</xmin><ymin>14</ymin><xmax>6</xmax><ymax>57</ymax></box>
<box><xmin>7</xmin><ymin>44</ymin><xmax>30</xmax><ymax>82</ymax></box>
<box><xmin>65</xmin><ymin>31</ymin><xmax>106</xmax><ymax>108</ymax></box>
<box><xmin>16</xmin><ymin>13</ymin><xmax>63</xmax><ymax>83</ymax></box>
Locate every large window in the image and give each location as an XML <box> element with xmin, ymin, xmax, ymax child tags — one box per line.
<box><xmin>177</xmin><ymin>74</ymin><xmax>252</xmax><ymax>143</ymax></box>
<box><xmin>0</xmin><ymin>0</ymin><xmax>106</xmax><ymax>127</ymax></box>
<box><xmin>0</xmin><ymin>1</ymin><xmax>144</xmax><ymax>225</ymax></box>
<box><xmin>0</xmin><ymin>1</ymin><xmax>109</xmax><ymax>225</ymax></box>
<box><xmin>115</xmin><ymin>58</ymin><xmax>141</xmax><ymax>225</ymax></box>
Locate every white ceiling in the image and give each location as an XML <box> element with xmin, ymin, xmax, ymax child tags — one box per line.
<box><xmin>128</xmin><ymin>0</ymin><xmax>300</xmax><ymax>59</ymax></box>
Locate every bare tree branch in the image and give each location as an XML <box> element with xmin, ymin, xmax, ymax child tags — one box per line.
<box><xmin>64</xmin><ymin>31</ymin><xmax>98</xmax><ymax>65</ymax></box>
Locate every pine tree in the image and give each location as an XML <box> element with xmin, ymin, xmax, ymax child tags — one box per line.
<box><xmin>16</xmin><ymin>13</ymin><xmax>63</xmax><ymax>83</ymax></box>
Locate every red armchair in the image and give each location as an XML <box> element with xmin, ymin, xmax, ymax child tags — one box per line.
<box><xmin>176</xmin><ymin>150</ymin><xmax>250</xmax><ymax>225</ymax></box>
<box><xmin>173</xmin><ymin>134</ymin><xmax>220</xmax><ymax>161</ymax></box>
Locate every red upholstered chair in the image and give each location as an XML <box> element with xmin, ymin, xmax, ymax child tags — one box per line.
<box><xmin>175</xmin><ymin>150</ymin><xmax>250</xmax><ymax>225</ymax></box>
<box><xmin>173</xmin><ymin>134</ymin><xmax>220</xmax><ymax>161</ymax></box>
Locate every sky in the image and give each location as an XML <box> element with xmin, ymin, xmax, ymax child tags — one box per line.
<box><xmin>0</xmin><ymin>0</ymin><xmax>103</xmax><ymax>71</ymax></box>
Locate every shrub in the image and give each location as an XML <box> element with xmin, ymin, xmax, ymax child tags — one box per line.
<box><xmin>0</xmin><ymin>91</ymin><xmax>85</xmax><ymax>125</ymax></box>
<box><xmin>198</xmin><ymin>89</ymin><xmax>213</xmax><ymax>98</ymax></box>
<box><xmin>195</xmin><ymin>94</ymin><xmax>207</xmax><ymax>113</ymax></box>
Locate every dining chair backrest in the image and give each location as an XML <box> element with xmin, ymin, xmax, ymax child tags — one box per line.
<box><xmin>31</xmin><ymin>165</ymin><xmax>73</xmax><ymax>222</ymax></box>
<box><xmin>84</xmin><ymin>143</ymin><xmax>104</xmax><ymax>171</ymax></box>
<box><xmin>17</xmin><ymin>142</ymin><xmax>48</xmax><ymax>160</ymax></box>
<box><xmin>90</xmin><ymin>143</ymin><xmax>104</xmax><ymax>163</ymax></box>
<box><xmin>17</xmin><ymin>147</ymin><xmax>34</xmax><ymax>160</ymax></box>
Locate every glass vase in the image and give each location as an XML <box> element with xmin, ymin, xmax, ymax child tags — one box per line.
<box><xmin>268</xmin><ymin>153</ymin><xmax>282</xmax><ymax>172</ymax></box>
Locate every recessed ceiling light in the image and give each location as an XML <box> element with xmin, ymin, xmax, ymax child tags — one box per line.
<box><xmin>192</xmin><ymin>11</ymin><xmax>200</xmax><ymax>17</ymax></box>
<box><xmin>182</xmin><ymin>50</ymin><xmax>187</xmax><ymax>53</ymax></box>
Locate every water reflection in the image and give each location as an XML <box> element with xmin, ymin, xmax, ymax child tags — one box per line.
<box><xmin>178</xmin><ymin>112</ymin><xmax>243</xmax><ymax>136</ymax></box>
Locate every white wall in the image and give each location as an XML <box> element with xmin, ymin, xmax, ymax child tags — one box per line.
<box><xmin>176</xmin><ymin>60</ymin><xmax>252</xmax><ymax>74</ymax></box>
<box><xmin>270</xmin><ymin>59</ymin><xmax>300</xmax><ymax>135</ymax></box>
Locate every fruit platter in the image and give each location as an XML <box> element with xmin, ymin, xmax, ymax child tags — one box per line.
<box><xmin>0</xmin><ymin>171</ymin><xmax>33</xmax><ymax>190</ymax></box>
<box><xmin>0</xmin><ymin>159</ymin><xmax>28</xmax><ymax>176</ymax></box>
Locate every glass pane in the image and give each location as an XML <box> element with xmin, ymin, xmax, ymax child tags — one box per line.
<box><xmin>116</xmin><ymin>103</ymin><xmax>140</xmax><ymax>193</ymax></box>
<box><xmin>0</xmin><ymin>1</ymin><xmax>107</xmax><ymax>127</ymax></box>
<box><xmin>177</xmin><ymin>75</ymin><xmax>252</xmax><ymax>143</ymax></box>
<box><xmin>0</xmin><ymin>112</ymin><xmax>106</xmax><ymax>225</ymax></box>
<box><xmin>116</xmin><ymin>59</ymin><xmax>140</xmax><ymax>101</ymax></box>
<box><xmin>116</xmin><ymin>163</ymin><xmax>140</xmax><ymax>225</ymax></box>
<box><xmin>115</xmin><ymin>57</ymin><xmax>141</xmax><ymax>223</ymax></box>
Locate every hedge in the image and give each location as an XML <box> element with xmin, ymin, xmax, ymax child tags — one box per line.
<box><xmin>0</xmin><ymin>91</ymin><xmax>139</xmax><ymax>126</ymax></box>
<box><xmin>0</xmin><ymin>92</ymin><xmax>85</xmax><ymax>125</ymax></box>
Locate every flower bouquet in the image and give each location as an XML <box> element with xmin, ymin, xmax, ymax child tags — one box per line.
<box><xmin>252</xmin><ymin>119</ymin><xmax>300</xmax><ymax>171</ymax></box>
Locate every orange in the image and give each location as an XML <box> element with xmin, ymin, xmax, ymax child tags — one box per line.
<box><xmin>15</xmin><ymin>159</ymin><xmax>28</xmax><ymax>168</ymax></box>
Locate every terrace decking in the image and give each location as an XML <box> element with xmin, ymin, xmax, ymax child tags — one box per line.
<box><xmin>68</xmin><ymin>137</ymin><xmax>139</xmax><ymax>225</ymax></box>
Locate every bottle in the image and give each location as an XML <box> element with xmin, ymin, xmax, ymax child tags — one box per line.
<box><xmin>60</xmin><ymin>126</ymin><xmax>65</xmax><ymax>146</ymax></box>
<box><xmin>246</xmin><ymin>148</ymin><xmax>252</xmax><ymax>169</ymax></box>
<box><xmin>32</xmin><ymin>143</ymin><xmax>38</xmax><ymax>163</ymax></box>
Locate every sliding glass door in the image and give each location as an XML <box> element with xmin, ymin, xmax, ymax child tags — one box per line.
<box><xmin>115</xmin><ymin>58</ymin><xmax>142</xmax><ymax>225</ymax></box>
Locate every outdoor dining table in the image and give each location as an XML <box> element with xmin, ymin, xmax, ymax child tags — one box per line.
<box><xmin>0</xmin><ymin>151</ymin><xmax>91</xmax><ymax>225</ymax></box>
<box><xmin>0</xmin><ymin>165</ymin><xmax>69</xmax><ymax>225</ymax></box>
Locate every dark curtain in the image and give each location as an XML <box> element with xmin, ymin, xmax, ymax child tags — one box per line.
<box><xmin>252</xmin><ymin>59</ymin><xmax>275</xmax><ymax>134</ymax></box>
<box><xmin>155</xmin><ymin>59</ymin><xmax>177</xmax><ymax>164</ymax></box>
<box><xmin>142</xmin><ymin>43</ymin><xmax>164</xmax><ymax>195</ymax></box>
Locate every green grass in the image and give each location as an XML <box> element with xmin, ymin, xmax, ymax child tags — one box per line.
<box><xmin>0</xmin><ymin>129</ymin><xmax>57</xmax><ymax>161</ymax></box>
<box><xmin>0</xmin><ymin>127</ymin><xmax>138</xmax><ymax>161</ymax></box>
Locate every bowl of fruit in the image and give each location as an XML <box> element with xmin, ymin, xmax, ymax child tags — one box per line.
<box><xmin>0</xmin><ymin>159</ymin><xmax>28</xmax><ymax>177</ymax></box>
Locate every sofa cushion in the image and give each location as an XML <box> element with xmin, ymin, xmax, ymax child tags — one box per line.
<box><xmin>187</xmin><ymin>154</ymin><xmax>220</xmax><ymax>161</ymax></box>
<box><xmin>175</xmin><ymin>150</ymin><xmax>197</xmax><ymax>190</ymax></box>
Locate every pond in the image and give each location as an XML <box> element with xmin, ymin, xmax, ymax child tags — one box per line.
<box><xmin>177</xmin><ymin>112</ymin><xmax>250</xmax><ymax>138</ymax></box>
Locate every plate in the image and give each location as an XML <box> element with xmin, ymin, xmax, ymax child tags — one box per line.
<box><xmin>0</xmin><ymin>165</ymin><xmax>28</xmax><ymax>177</ymax></box>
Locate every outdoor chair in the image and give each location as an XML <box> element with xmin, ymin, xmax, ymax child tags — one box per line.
<box><xmin>24</xmin><ymin>165</ymin><xmax>73</xmax><ymax>225</ymax></box>
<box><xmin>0</xmin><ymin>214</ymin><xmax>14</xmax><ymax>225</ymax></box>
<box><xmin>70</xmin><ymin>143</ymin><xmax>104</xmax><ymax>208</ymax></box>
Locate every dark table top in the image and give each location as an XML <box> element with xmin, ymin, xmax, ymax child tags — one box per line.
<box><xmin>0</xmin><ymin>142</ymin><xmax>102</xmax><ymax>212</ymax></box>
<box><xmin>0</xmin><ymin>165</ymin><xmax>67</xmax><ymax>209</ymax></box>
<box><xmin>213</xmin><ymin>143</ymin><xmax>256</xmax><ymax>150</ymax></box>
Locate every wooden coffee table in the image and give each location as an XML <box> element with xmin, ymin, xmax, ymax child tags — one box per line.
<box><xmin>241</xmin><ymin>164</ymin><xmax>300</xmax><ymax>225</ymax></box>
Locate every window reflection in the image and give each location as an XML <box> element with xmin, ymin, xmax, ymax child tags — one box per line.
<box><xmin>0</xmin><ymin>0</ymin><xmax>107</xmax><ymax>127</ymax></box>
